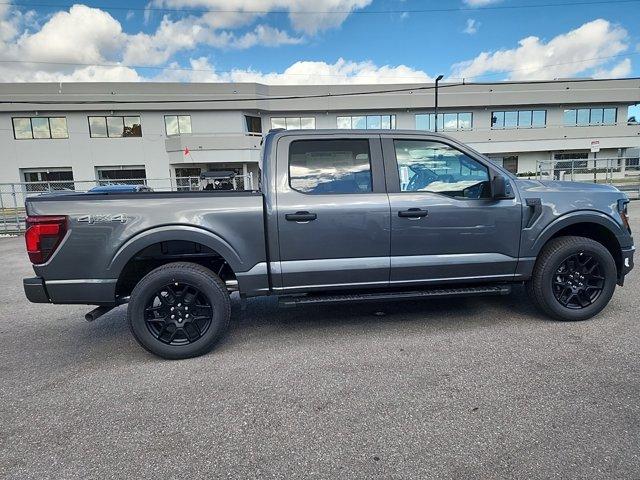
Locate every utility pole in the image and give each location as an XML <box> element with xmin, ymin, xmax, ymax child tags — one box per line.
<box><xmin>434</xmin><ymin>74</ymin><xmax>444</xmax><ymax>132</ymax></box>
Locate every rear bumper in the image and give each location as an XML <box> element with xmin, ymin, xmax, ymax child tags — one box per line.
<box><xmin>23</xmin><ymin>277</ymin><xmax>50</xmax><ymax>303</ymax></box>
<box><xmin>23</xmin><ymin>277</ymin><xmax>116</xmax><ymax>304</ymax></box>
<box><xmin>619</xmin><ymin>246</ymin><xmax>635</xmax><ymax>285</ymax></box>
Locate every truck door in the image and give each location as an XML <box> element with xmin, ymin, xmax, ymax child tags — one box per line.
<box><xmin>274</xmin><ymin>133</ymin><xmax>391</xmax><ymax>292</ymax></box>
<box><xmin>381</xmin><ymin>134</ymin><xmax>522</xmax><ymax>285</ymax></box>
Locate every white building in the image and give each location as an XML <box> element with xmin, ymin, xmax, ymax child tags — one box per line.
<box><xmin>0</xmin><ymin>78</ymin><xmax>638</xmax><ymax>190</ymax></box>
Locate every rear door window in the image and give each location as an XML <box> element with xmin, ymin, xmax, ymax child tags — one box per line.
<box><xmin>289</xmin><ymin>139</ymin><xmax>372</xmax><ymax>194</ymax></box>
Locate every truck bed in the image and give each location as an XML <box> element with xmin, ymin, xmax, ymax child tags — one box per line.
<box><xmin>25</xmin><ymin>190</ymin><xmax>267</xmax><ymax>304</ymax></box>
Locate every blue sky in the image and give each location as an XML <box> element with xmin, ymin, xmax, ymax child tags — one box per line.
<box><xmin>0</xmin><ymin>0</ymin><xmax>639</xmax><ymax>83</ymax></box>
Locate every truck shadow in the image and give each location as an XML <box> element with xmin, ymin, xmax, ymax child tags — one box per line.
<box><xmin>222</xmin><ymin>285</ymin><xmax>548</xmax><ymax>349</ymax></box>
<box><xmin>48</xmin><ymin>286</ymin><xmax>546</xmax><ymax>360</ymax></box>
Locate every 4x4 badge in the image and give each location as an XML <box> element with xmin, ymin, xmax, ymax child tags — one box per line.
<box><xmin>77</xmin><ymin>214</ymin><xmax>128</xmax><ymax>224</ymax></box>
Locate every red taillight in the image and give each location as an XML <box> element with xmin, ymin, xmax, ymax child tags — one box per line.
<box><xmin>25</xmin><ymin>215</ymin><xmax>68</xmax><ymax>264</ymax></box>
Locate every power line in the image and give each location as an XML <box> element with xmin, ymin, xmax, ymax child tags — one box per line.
<box><xmin>0</xmin><ymin>79</ymin><xmax>638</xmax><ymax>105</ymax></box>
<box><xmin>0</xmin><ymin>2</ymin><xmax>637</xmax><ymax>84</ymax></box>
<box><xmin>1</xmin><ymin>81</ymin><xmax>466</xmax><ymax>104</ymax></box>
<box><xmin>3</xmin><ymin>0</ymin><xmax>639</xmax><ymax>15</ymax></box>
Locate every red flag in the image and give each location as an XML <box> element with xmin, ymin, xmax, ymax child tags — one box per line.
<box><xmin>184</xmin><ymin>147</ymin><xmax>190</xmax><ymax>156</ymax></box>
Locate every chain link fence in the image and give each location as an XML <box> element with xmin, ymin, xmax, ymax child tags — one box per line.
<box><xmin>3</xmin><ymin>157</ymin><xmax>638</xmax><ymax>236</ymax></box>
<box><xmin>0</xmin><ymin>173</ymin><xmax>254</xmax><ymax>235</ymax></box>
<box><xmin>533</xmin><ymin>157</ymin><xmax>640</xmax><ymax>199</ymax></box>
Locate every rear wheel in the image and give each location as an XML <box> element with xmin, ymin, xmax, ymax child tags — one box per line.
<box><xmin>128</xmin><ymin>262</ymin><xmax>231</xmax><ymax>359</ymax></box>
<box><xmin>527</xmin><ymin>236</ymin><xmax>617</xmax><ymax>321</ymax></box>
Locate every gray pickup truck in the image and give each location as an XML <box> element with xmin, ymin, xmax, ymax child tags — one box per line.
<box><xmin>23</xmin><ymin>130</ymin><xmax>634</xmax><ymax>359</ymax></box>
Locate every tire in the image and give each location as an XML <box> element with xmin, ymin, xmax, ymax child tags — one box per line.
<box><xmin>526</xmin><ymin>236</ymin><xmax>617</xmax><ymax>321</ymax></box>
<box><xmin>127</xmin><ymin>262</ymin><xmax>231</xmax><ymax>359</ymax></box>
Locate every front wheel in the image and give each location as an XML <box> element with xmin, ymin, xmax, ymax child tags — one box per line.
<box><xmin>128</xmin><ymin>262</ymin><xmax>231</xmax><ymax>359</ymax></box>
<box><xmin>527</xmin><ymin>236</ymin><xmax>618</xmax><ymax>321</ymax></box>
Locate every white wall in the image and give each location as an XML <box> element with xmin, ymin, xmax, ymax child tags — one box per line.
<box><xmin>0</xmin><ymin>110</ymin><xmax>253</xmax><ymax>184</ymax></box>
<box><xmin>2</xmin><ymin>104</ymin><xmax>638</xmax><ymax>185</ymax></box>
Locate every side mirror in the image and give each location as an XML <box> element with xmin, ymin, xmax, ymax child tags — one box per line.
<box><xmin>491</xmin><ymin>175</ymin><xmax>509</xmax><ymax>199</ymax></box>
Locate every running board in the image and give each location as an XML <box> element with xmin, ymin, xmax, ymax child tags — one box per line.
<box><xmin>279</xmin><ymin>284</ymin><xmax>512</xmax><ymax>307</ymax></box>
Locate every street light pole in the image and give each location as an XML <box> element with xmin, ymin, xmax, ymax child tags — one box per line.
<box><xmin>434</xmin><ymin>74</ymin><xmax>444</xmax><ymax>132</ymax></box>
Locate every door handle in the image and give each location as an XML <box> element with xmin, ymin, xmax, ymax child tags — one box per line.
<box><xmin>285</xmin><ymin>211</ymin><xmax>317</xmax><ymax>222</ymax></box>
<box><xmin>398</xmin><ymin>208</ymin><xmax>428</xmax><ymax>218</ymax></box>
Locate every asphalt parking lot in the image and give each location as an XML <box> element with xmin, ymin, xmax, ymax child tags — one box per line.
<box><xmin>1</xmin><ymin>206</ymin><xmax>639</xmax><ymax>480</ymax></box>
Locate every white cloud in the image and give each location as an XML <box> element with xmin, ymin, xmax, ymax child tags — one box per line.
<box><xmin>0</xmin><ymin>3</ymin><xmax>304</xmax><ymax>81</ymax></box>
<box><xmin>0</xmin><ymin>2</ymin><xmax>431</xmax><ymax>85</ymax></box>
<box><xmin>227</xmin><ymin>58</ymin><xmax>434</xmax><ymax>84</ymax></box>
<box><xmin>123</xmin><ymin>16</ymin><xmax>209</xmax><ymax>65</ymax></box>
<box><xmin>593</xmin><ymin>58</ymin><xmax>632</xmax><ymax>78</ymax></box>
<box><xmin>463</xmin><ymin>19</ymin><xmax>479</xmax><ymax>35</ymax></box>
<box><xmin>143</xmin><ymin>5</ymin><xmax>152</xmax><ymax>24</ymax></box>
<box><xmin>0</xmin><ymin>61</ymin><xmax>142</xmax><ymax>82</ymax></box>
<box><xmin>0</xmin><ymin>3</ymin><xmax>634</xmax><ymax>85</ymax></box>
<box><xmin>123</xmin><ymin>16</ymin><xmax>302</xmax><ymax>66</ymax></box>
<box><xmin>155</xmin><ymin>57</ymin><xmax>434</xmax><ymax>84</ymax></box>
<box><xmin>17</xmin><ymin>5</ymin><xmax>124</xmax><ymax>64</ymax></box>
<box><xmin>0</xmin><ymin>4</ymin><xmax>136</xmax><ymax>82</ymax></box>
<box><xmin>151</xmin><ymin>0</ymin><xmax>373</xmax><ymax>34</ymax></box>
<box><xmin>451</xmin><ymin>19</ymin><xmax>630</xmax><ymax>80</ymax></box>
<box><xmin>232</xmin><ymin>24</ymin><xmax>304</xmax><ymax>49</ymax></box>
<box><xmin>0</xmin><ymin>4</ymin><xmax>19</xmax><ymax>43</ymax></box>
<box><xmin>463</xmin><ymin>0</ymin><xmax>502</xmax><ymax>6</ymax></box>
<box><xmin>286</xmin><ymin>0</ymin><xmax>373</xmax><ymax>35</ymax></box>
<box><xmin>1</xmin><ymin>4</ymin><xmax>37</xmax><ymax>44</ymax></box>
<box><xmin>33</xmin><ymin>65</ymin><xmax>142</xmax><ymax>82</ymax></box>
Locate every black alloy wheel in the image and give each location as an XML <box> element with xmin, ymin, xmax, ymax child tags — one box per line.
<box><xmin>145</xmin><ymin>282</ymin><xmax>214</xmax><ymax>345</ymax></box>
<box><xmin>128</xmin><ymin>262</ymin><xmax>231</xmax><ymax>359</ymax></box>
<box><xmin>552</xmin><ymin>252</ymin><xmax>605</xmax><ymax>309</ymax></box>
<box><xmin>526</xmin><ymin>236</ymin><xmax>617</xmax><ymax>321</ymax></box>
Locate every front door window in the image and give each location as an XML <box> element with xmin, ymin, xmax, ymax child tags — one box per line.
<box><xmin>394</xmin><ymin>140</ymin><xmax>491</xmax><ymax>199</ymax></box>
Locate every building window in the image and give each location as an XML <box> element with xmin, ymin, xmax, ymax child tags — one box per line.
<box><xmin>415</xmin><ymin>112</ymin><xmax>473</xmax><ymax>131</ymax></box>
<box><xmin>164</xmin><ymin>115</ymin><xmax>192</xmax><ymax>136</ymax></box>
<box><xmin>245</xmin><ymin>115</ymin><xmax>262</xmax><ymax>134</ymax></box>
<box><xmin>628</xmin><ymin>104</ymin><xmax>639</xmax><ymax>125</ymax></box>
<box><xmin>21</xmin><ymin>168</ymin><xmax>74</xmax><ymax>192</ymax></box>
<box><xmin>491</xmin><ymin>110</ymin><xmax>546</xmax><ymax>129</ymax></box>
<box><xmin>489</xmin><ymin>155</ymin><xmax>520</xmax><ymax>174</ymax></box>
<box><xmin>89</xmin><ymin>116</ymin><xmax>142</xmax><ymax>138</ymax></box>
<box><xmin>289</xmin><ymin>139</ymin><xmax>372</xmax><ymax>194</ymax></box>
<box><xmin>563</xmin><ymin>107</ymin><xmax>617</xmax><ymax>126</ymax></box>
<box><xmin>96</xmin><ymin>166</ymin><xmax>147</xmax><ymax>185</ymax></box>
<box><xmin>502</xmin><ymin>156</ymin><xmax>519</xmax><ymax>174</ymax></box>
<box><xmin>271</xmin><ymin>117</ymin><xmax>316</xmax><ymax>130</ymax></box>
<box><xmin>12</xmin><ymin>117</ymin><xmax>68</xmax><ymax>140</ymax></box>
<box><xmin>337</xmin><ymin>114</ymin><xmax>396</xmax><ymax>130</ymax></box>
